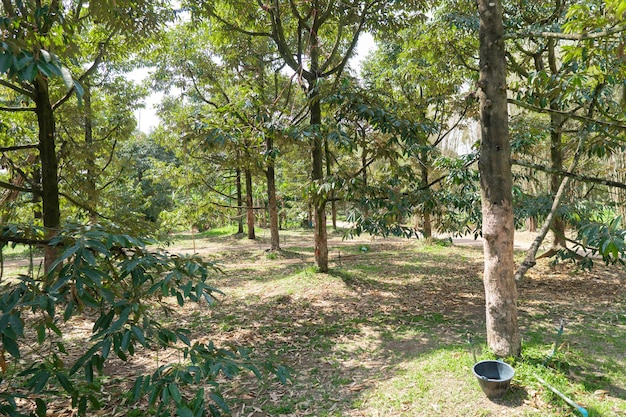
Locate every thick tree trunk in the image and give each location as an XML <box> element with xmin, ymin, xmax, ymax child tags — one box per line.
<box><xmin>245</xmin><ymin>168</ymin><xmax>255</xmax><ymax>240</ymax></box>
<box><xmin>477</xmin><ymin>0</ymin><xmax>521</xmax><ymax>357</ymax></box>
<box><xmin>34</xmin><ymin>77</ymin><xmax>60</xmax><ymax>273</ymax></box>
<box><xmin>236</xmin><ymin>168</ymin><xmax>244</xmax><ymax>234</ymax></box>
<box><xmin>266</xmin><ymin>136</ymin><xmax>280</xmax><ymax>250</ymax></box>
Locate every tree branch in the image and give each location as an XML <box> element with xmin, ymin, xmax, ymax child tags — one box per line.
<box><xmin>508</xmin><ymin>98</ymin><xmax>626</xmax><ymax>131</ymax></box>
<box><xmin>514</xmin><ymin>137</ymin><xmax>585</xmax><ymax>281</ymax></box>
<box><xmin>0</xmin><ymin>235</ymin><xmax>50</xmax><ymax>246</ymax></box>
<box><xmin>512</xmin><ymin>158</ymin><xmax>626</xmax><ymax>190</ymax></box>
<box><xmin>0</xmin><ymin>144</ymin><xmax>39</xmax><ymax>152</ymax></box>
<box><xmin>0</xmin><ymin>79</ymin><xmax>35</xmax><ymax>97</ymax></box>
<box><xmin>505</xmin><ymin>24</ymin><xmax>626</xmax><ymax>40</ymax></box>
<box><xmin>0</xmin><ymin>105</ymin><xmax>37</xmax><ymax>112</ymax></box>
<box><xmin>0</xmin><ymin>179</ymin><xmax>34</xmax><ymax>194</ymax></box>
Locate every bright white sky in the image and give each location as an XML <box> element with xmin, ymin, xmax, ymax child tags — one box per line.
<box><xmin>133</xmin><ymin>33</ymin><xmax>377</xmax><ymax>133</ymax></box>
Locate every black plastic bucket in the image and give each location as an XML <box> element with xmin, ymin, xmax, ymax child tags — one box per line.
<box><xmin>472</xmin><ymin>360</ymin><xmax>515</xmax><ymax>398</ymax></box>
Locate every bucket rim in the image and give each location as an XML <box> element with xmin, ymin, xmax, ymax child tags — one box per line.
<box><xmin>472</xmin><ymin>360</ymin><xmax>515</xmax><ymax>382</ymax></box>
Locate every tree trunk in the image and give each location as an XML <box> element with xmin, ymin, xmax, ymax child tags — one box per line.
<box><xmin>477</xmin><ymin>0</ymin><xmax>521</xmax><ymax>357</ymax></box>
<box><xmin>245</xmin><ymin>168</ymin><xmax>255</xmax><ymax>240</ymax></box>
<box><xmin>420</xmin><ymin>148</ymin><xmax>432</xmax><ymax>239</ymax></box>
<box><xmin>324</xmin><ymin>137</ymin><xmax>337</xmax><ymax>231</ymax></box>
<box><xmin>549</xmin><ymin>110</ymin><xmax>567</xmax><ymax>248</ymax></box>
<box><xmin>311</xmin><ymin>91</ymin><xmax>328</xmax><ymax>271</ymax></box>
<box><xmin>84</xmin><ymin>84</ymin><xmax>98</xmax><ymax>224</ymax></box>
<box><xmin>266</xmin><ymin>136</ymin><xmax>280</xmax><ymax>250</ymax></box>
<box><xmin>309</xmin><ymin>28</ymin><xmax>328</xmax><ymax>272</ymax></box>
<box><xmin>34</xmin><ymin>76</ymin><xmax>60</xmax><ymax>273</ymax></box>
<box><xmin>236</xmin><ymin>168</ymin><xmax>244</xmax><ymax>234</ymax></box>
<box><xmin>361</xmin><ymin>147</ymin><xmax>369</xmax><ymax>219</ymax></box>
<box><xmin>547</xmin><ymin>40</ymin><xmax>567</xmax><ymax>249</ymax></box>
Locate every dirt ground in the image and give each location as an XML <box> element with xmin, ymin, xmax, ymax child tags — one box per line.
<box><xmin>2</xmin><ymin>228</ymin><xmax>625</xmax><ymax>416</ymax></box>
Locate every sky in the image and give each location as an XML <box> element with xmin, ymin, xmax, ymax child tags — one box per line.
<box><xmin>133</xmin><ymin>33</ymin><xmax>377</xmax><ymax>133</ymax></box>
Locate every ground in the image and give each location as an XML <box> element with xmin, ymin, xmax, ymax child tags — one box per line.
<box><xmin>1</xmin><ymin>228</ymin><xmax>625</xmax><ymax>416</ymax></box>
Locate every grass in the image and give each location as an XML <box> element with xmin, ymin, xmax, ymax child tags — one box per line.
<box><xmin>1</xmin><ymin>229</ymin><xmax>624</xmax><ymax>416</ymax></box>
<box><xmin>1</xmin><ymin>243</ymin><xmax>43</xmax><ymax>259</ymax></box>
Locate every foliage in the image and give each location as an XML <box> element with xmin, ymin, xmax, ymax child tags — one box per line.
<box><xmin>0</xmin><ymin>224</ymin><xmax>289</xmax><ymax>417</ymax></box>
<box><xmin>557</xmin><ymin>216</ymin><xmax>626</xmax><ymax>270</ymax></box>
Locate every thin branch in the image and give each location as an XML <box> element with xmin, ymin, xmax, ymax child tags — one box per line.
<box><xmin>0</xmin><ymin>235</ymin><xmax>50</xmax><ymax>246</ymax></box>
<box><xmin>212</xmin><ymin>5</ymin><xmax>272</xmax><ymax>37</ymax></box>
<box><xmin>511</xmin><ymin>159</ymin><xmax>626</xmax><ymax>190</ymax></box>
<box><xmin>506</xmin><ymin>24</ymin><xmax>626</xmax><ymax>41</ymax></box>
<box><xmin>514</xmin><ymin>139</ymin><xmax>584</xmax><ymax>281</ymax></box>
<box><xmin>0</xmin><ymin>79</ymin><xmax>35</xmax><ymax>97</ymax></box>
<box><xmin>0</xmin><ymin>144</ymin><xmax>39</xmax><ymax>152</ymax></box>
<box><xmin>0</xmin><ymin>105</ymin><xmax>37</xmax><ymax>112</ymax></box>
<box><xmin>432</xmin><ymin>100</ymin><xmax>471</xmax><ymax>148</ymax></box>
<box><xmin>59</xmin><ymin>191</ymin><xmax>113</xmax><ymax>221</ymax></box>
<box><xmin>53</xmin><ymin>38</ymin><xmax>111</xmax><ymax>110</ymax></box>
<box><xmin>0</xmin><ymin>179</ymin><xmax>33</xmax><ymax>194</ymax></box>
<box><xmin>508</xmin><ymin>98</ymin><xmax>626</xmax><ymax>131</ymax></box>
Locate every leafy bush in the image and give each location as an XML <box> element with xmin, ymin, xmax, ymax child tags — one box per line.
<box><xmin>0</xmin><ymin>224</ymin><xmax>288</xmax><ymax>417</ymax></box>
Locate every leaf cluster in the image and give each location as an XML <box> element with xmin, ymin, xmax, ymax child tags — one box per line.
<box><xmin>0</xmin><ymin>223</ymin><xmax>289</xmax><ymax>417</ymax></box>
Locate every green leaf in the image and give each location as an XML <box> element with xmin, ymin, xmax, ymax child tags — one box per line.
<box><xmin>49</xmin><ymin>243</ymin><xmax>81</xmax><ymax>279</ymax></box>
<box><xmin>2</xmin><ymin>335</ymin><xmax>20</xmax><ymax>359</ymax></box>
<box><xmin>56</xmin><ymin>372</ymin><xmax>74</xmax><ymax>394</ymax></box>
<box><xmin>35</xmin><ymin>398</ymin><xmax>46</xmax><ymax>417</ymax></box>
<box><xmin>108</xmin><ymin>306</ymin><xmax>131</xmax><ymax>334</ymax></box>
<box><xmin>85</xmin><ymin>360</ymin><xmax>94</xmax><ymax>384</ymax></box>
<box><xmin>131</xmin><ymin>325</ymin><xmax>146</xmax><ymax>346</ymax></box>
<box><xmin>60</xmin><ymin>66</ymin><xmax>74</xmax><ymax>90</ymax></box>
<box><xmin>78</xmin><ymin>395</ymin><xmax>87</xmax><ymax>416</ymax></box>
<box><xmin>168</xmin><ymin>383</ymin><xmax>183</xmax><ymax>404</ymax></box>
<box><xmin>37</xmin><ymin>322</ymin><xmax>46</xmax><ymax>344</ymax></box>
<box><xmin>0</xmin><ymin>52</ymin><xmax>11</xmax><ymax>73</ymax></box>
<box><xmin>30</xmin><ymin>370</ymin><xmax>50</xmax><ymax>393</ymax></box>
<box><xmin>131</xmin><ymin>376</ymin><xmax>143</xmax><ymax>402</ymax></box>
<box><xmin>176</xmin><ymin>406</ymin><xmax>194</xmax><ymax>417</ymax></box>
<box><xmin>209</xmin><ymin>392</ymin><xmax>229</xmax><ymax>413</ymax></box>
<box><xmin>40</xmin><ymin>49</ymin><xmax>52</xmax><ymax>63</ymax></box>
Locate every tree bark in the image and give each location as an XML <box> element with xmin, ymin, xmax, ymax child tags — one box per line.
<box><xmin>477</xmin><ymin>0</ymin><xmax>521</xmax><ymax>357</ymax></box>
<box><xmin>419</xmin><ymin>148</ymin><xmax>432</xmax><ymax>239</ymax></box>
<box><xmin>547</xmin><ymin>40</ymin><xmax>567</xmax><ymax>249</ymax></box>
<box><xmin>245</xmin><ymin>168</ymin><xmax>255</xmax><ymax>240</ymax></box>
<box><xmin>84</xmin><ymin>84</ymin><xmax>98</xmax><ymax>224</ymax></box>
<box><xmin>34</xmin><ymin>76</ymin><xmax>60</xmax><ymax>273</ymax></box>
<box><xmin>266</xmin><ymin>136</ymin><xmax>280</xmax><ymax>250</ymax></box>
<box><xmin>311</xmin><ymin>91</ymin><xmax>328</xmax><ymax>271</ymax></box>
<box><xmin>309</xmin><ymin>25</ymin><xmax>328</xmax><ymax>272</ymax></box>
<box><xmin>236</xmin><ymin>168</ymin><xmax>244</xmax><ymax>234</ymax></box>
<box><xmin>325</xmin><ymin>137</ymin><xmax>337</xmax><ymax>231</ymax></box>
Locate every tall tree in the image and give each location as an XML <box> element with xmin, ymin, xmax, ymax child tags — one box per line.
<box><xmin>0</xmin><ymin>0</ymin><xmax>170</xmax><ymax>269</ymax></box>
<box><xmin>477</xmin><ymin>0</ymin><xmax>521</xmax><ymax>357</ymax></box>
<box><xmin>202</xmin><ymin>0</ymin><xmax>426</xmax><ymax>272</ymax></box>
